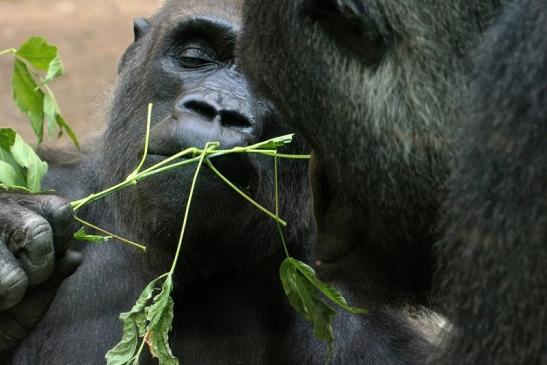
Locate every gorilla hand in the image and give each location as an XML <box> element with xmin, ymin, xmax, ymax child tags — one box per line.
<box><xmin>0</xmin><ymin>193</ymin><xmax>81</xmax><ymax>352</ymax></box>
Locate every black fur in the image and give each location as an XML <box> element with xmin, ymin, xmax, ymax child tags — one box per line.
<box><xmin>241</xmin><ymin>0</ymin><xmax>546</xmax><ymax>363</ymax></box>
<box><xmin>240</xmin><ymin>0</ymin><xmax>501</xmax><ymax>304</ymax></box>
<box><xmin>238</xmin><ymin>1</ymin><xmax>502</xmax><ymax>362</ymax></box>
<box><xmin>432</xmin><ymin>0</ymin><xmax>547</xmax><ymax>363</ymax></box>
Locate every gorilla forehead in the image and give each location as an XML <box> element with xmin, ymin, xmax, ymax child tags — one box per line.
<box><xmin>159</xmin><ymin>0</ymin><xmax>243</xmax><ymax>24</ymax></box>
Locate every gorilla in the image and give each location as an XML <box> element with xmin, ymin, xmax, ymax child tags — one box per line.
<box><xmin>433</xmin><ymin>0</ymin><xmax>547</xmax><ymax>363</ymax></box>
<box><xmin>0</xmin><ymin>0</ymin><xmax>427</xmax><ymax>364</ymax></box>
<box><xmin>240</xmin><ymin>0</ymin><xmax>499</xmax><ymax>307</ymax></box>
<box><xmin>240</xmin><ymin>0</ymin><xmax>546</xmax><ymax>363</ymax></box>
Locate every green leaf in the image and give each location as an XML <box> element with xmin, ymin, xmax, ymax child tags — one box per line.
<box><xmin>43</xmin><ymin>92</ymin><xmax>80</xmax><ymax>149</ymax></box>
<box><xmin>12</xmin><ymin>59</ymin><xmax>45</xmax><ymax>140</ymax></box>
<box><xmin>55</xmin><ymin>114</ymin><xmax>80</xmax><ymax>149</ymax></box>
<box><xmin>16</xmin><ymin>37</ymin><xmax>58</xmax><ymax>72</ymax></box>
<box><xmin>44</xmin><ymin>54</ymin><xmax>64</xmax><ymax>83</ymax></box>
<box><xmin>0</xmin><ymin>129</ymin><xmax>45</xmax><ymax>190</ymax></box>
<box><xmin>0</xmin><ymin>128</ymin><xmax>16</xmax><ymax>150</ymax></box>
<box><xmin>43</xmin><ymin>93</ymin><xmax>57</xmax><ymax>137</ymax></box>
<box><xmin>292</xmin><ymin>260</ymin><xmax>367</xmax><ymax>315</ymax></box>
<box><xmin>0</xmin><ymin>148</ymin><xmax>26</xmax><ymax>186</ymax></box>
<box><xmin>280</xmin><ymin>258</ymin><xmax>337</xmax><ymax>343</ymax></box>
<box><xmin>0</xmin><ymin>161</ymin><xmax>20</xmax><ymax>186</ymax></box>
<box><xmin>10</xmin><ymin>133</ymin><xmax>48</xmax><ymax>192</ymax></box>
<box><xmin>106</xmin><ymin>276</ymin><xmax>165</xmax><ymax>365</ymax></box>
<box><xmin>145</xmin><ymin>278</ymin><xmax>178</xmax><ymax>365</ymax></box>
<box><xmin>12</xmin><ymin>37</ymin><xmax>76</xmax><ymax>147</ymax></box>
<box><xmin>73</xmin><ymin>227</ymin><xmax>111</xmax><ymax>243</ymax></box>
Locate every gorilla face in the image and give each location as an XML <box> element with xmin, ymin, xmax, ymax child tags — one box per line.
<box><xmin>240</xmin><ymin>0</ymin><xmax>488</xmax><ymax>299</ymax></box>
<box><xmin>101</xmin><ymin>0</ymin><xmax>311</xmax><ymax>276</ymax></box>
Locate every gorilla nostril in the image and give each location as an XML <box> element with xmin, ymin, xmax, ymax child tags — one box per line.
<box><xmin>219</xmin><ymin>110</ymin><xmax>253</xmax><ymax>130</ymax></box>
<box><xmin>183</xmin><ymin>99</ymin><xmax>218</xmax><ymax>121</ymax></box>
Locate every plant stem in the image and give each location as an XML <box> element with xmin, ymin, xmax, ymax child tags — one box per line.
<box><xmin>72</xmin><ymin>148</ymin><xmax>308</xmax><ymax>212</ymax></box>
<box><xmin>205</xmin><ymin>159</ymin><xmax>287</xmax><ymax>226</ymax></box>
<box><xmin>70</xmin><ymin>132</ymin><xmax>309</xmax><ymax>224</ymax></box>
<box><xmin>245</xmin><ymin>150</ymin><xmax>311</xmax><ymax>159</ymax></box>
<box><xmin>128</xmin><ymin>103</ymin><xmax>153</xmax><ymax>180</ymax></box>
<box><xmin>169</xmin><ymin>142</ymin><xmax>218</xmax><ymax>274</ymax></box>
<box><xmin>0</xmin><ymin>48</ymin><xmax>16</xmax><ymax>57</ymax></box>
<box><xmin>132</xmin><ymin>336</ymin><xmax>147</xmax><ymax>364</ymax></box>
<box><xmin>74</xmin><ymin>216</ymin><xmax>146</xmax><ymax>251</ymax></box>
<box><xmin>274</xmin><ymin>154</ymin><xmax>291</xmax><ymax>258</ymax></box>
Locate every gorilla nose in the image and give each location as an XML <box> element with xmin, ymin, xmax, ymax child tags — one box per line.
<box><xmin>148</xmin><ymin>94</ymin><xmax>259</xmax><ymax>157</ymax></box>
<box><xmin>181</xmin><ymin>95</ymin><xmax>254</xmax><ymax>132</ymax></box>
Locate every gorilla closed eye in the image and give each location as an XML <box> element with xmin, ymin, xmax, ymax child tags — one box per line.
<box><xmin>166</xmin><ymin>16</ymin><xmax>237</xmax><ymax>66</ymax></box>
<box><xmin>178</xmin><ymin>46</ymin><xmax>218</xmax><ymax>69</ymax></box>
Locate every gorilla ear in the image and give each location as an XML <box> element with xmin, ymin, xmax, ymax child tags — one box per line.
<box><xmin>118</xmin><ymin>18</ymin><xmax>151</xmax><ymax>74</ymax></box>
<box><xmin>133</xmin><ymin>17</ymin><xmax>151</xmax><ymax>42</ymax></box>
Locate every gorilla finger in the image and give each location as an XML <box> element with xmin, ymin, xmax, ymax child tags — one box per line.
<box><xmin>5</xmin><ymin>251</ymin><xmax>82</xmax><ymax>332</ymax></box>
<box><xmin>10</xmin><ymin>194</ymin><xmax>77</xmax><ymax>255</ymax></box>
<box><xmin>49</xmin><ymin>249</ymin><xmax>83</xmax><ymax>287</ymax></box>
<box><xmin>15</xmin><ymin>217</ymin><xmax>55</xmax><ymax>287</ymax></box>
<box><xmin>0</xmin><ymin>205</ymin><xmax>56</xmax><ymax>287</ymax></box>
<box><xmin>0</xmin><ymin>243</ymin><xmax>28</xmax><ymax>311</ymax></box>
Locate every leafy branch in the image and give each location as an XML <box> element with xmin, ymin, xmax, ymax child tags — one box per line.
<box><xmin>1</xmin><ymin>37</ymin><xmax>79</xmax><ymax>147</ymax></box>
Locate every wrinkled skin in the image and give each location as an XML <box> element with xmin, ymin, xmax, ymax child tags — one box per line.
<box><xmin>1</xmin><ymin>1</ymin><xmax>396</xmax><ymax>364</ymax></box>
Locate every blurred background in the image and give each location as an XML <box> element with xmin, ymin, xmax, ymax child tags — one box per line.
<box><xmin>0</xmin><ymin>0</ymin><xmax>162</xmax><ymax>145</ymax></box>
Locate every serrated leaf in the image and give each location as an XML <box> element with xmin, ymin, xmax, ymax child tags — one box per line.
<box><xmin>292</xmin><ymin>260</ymin><xmax>367</xmax><ymax>315</ymax></box>
<box><xmin>0</xmin><ymin>161</ymin><xmax>20</xmax><ymax>186</ymax></box>
<box><xmin>0</xmin><ymin>129</ymin><xmax>44</xmax><ymax>190</ymax></box>
<box><xmin>106</xmin><ymin>277</ymin><xmax>164</xmax><ymax>365</ymax></box>
<box><xmin>10</xmin><ymin>134</ymin><xmax>48</xmax><ymax>192</ymax></box>
<box><xmin>55</xmin><ymin>114</ymin><xmax>80</xmax><ymax>149</ymax></box>
<box><xmin>43</xmin><ymin>93</ymin><xmax>80</xmax><ymax>149</ymax></box>
<box><xmin>12</xmin><ymin>59</ymin><xmax>45</xmax><ymax>140</ymax></box>
<box><xmin>145</xmin><ymin>278</ymin><xmax>178</xmax><ymax>365</ymax></box>
<box><xmin>0</xmin><ymin>147</ymin><xmax>26</xmax><ymax>186</ymax></box>
<box><xmin>44</xmin><ymin>54</ymin><xmax>64</xmax><ymax>83</ymax></box>
<box><xmin>16</xmin><ymin>37</ymin><xmax>58</xmax><ymax>72</ymax></box>
<box><xmin>73</xmin><ymin>227</ymin><xmax>111</xmax><ymax>243</ymax></box>
<box><xmin>280</xmin><ymin>258</ymin><xmax>336</xmax><ymax>343</ymax></box>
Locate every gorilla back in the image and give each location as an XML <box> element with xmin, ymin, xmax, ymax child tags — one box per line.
<box><xmin>433</xmin><ymin>0</ymin><xmax>547</xmax><ymax>363</ymax></box>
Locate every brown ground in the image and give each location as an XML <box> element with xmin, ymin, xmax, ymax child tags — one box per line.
<box><xmin>0</xmin><ymin>0</ymin><xmax>162</xmax><ymax>145</ymax></box>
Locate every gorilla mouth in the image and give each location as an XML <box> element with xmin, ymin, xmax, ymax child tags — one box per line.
<box><xmin>145</xmin><ymin>151</ymin><xmax>259</xmax><ymax>194</ymax></box>
<box><xmin>144</xmin><ymin>115</ymin><xmax>261</xmax><ymax>191</ymax></box>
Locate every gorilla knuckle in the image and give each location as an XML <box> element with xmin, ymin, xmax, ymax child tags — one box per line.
<box><xmin>44</xmin><ymin>196</ymin><xmax>73</xmax><ymax>225</ymax></box>
<box><xmin>9</xmin><ymin>216</ymin><xmax>55</xmax><ymax>287</ymax></box>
